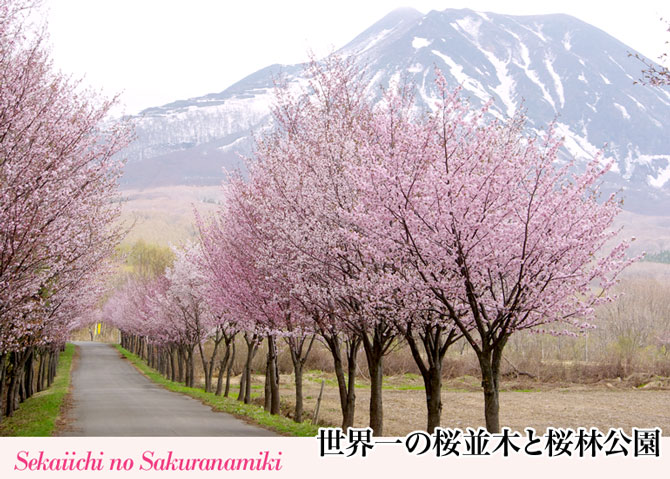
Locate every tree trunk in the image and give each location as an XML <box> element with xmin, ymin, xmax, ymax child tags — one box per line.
<box><xmin>46</xmin><ymin>351</ymin><xmax>54</xmax><ymax>387</ymax></box>
<box><xmin>322</xmin><ymin>331</ymin><xmax>360</xmax><ymax>430</ymax></box>
<box><xmin>293</xmin><ymin>359</ymin><xmax>304</xmax><ymax>422</ymax></box>
<box><xmin>215</xmin><ymin>340</ymin><xmax>231</xmax><ymax>396</ymax></box>
<box><xmin>36</xmin><ymin>351</ymin><xmax>45</xmax><ymax>393</ymax></box>
<box><xmin>364</xmin><ymin>346</ymin><xmax>384</xmax><ymax>436</ymax></box>
<box><xmin>186</xmin><ymin>347</ymin><xmax>195</xmax><ymax>388</ymax></box>
<box><xmin>478</xmin><ymin>340</ymin><xmax>506</xmax><ymax>433</ymax></box>
<box><xmin>264</xmin><ymin>349</ymin><xmax>272</xmax><ymax>411</ymax></box>
<box><xmin>225</xmin><ymin>340</ymin><xmax>236</xmax><ymax>397</ymax></box>
<box><xmin>287</xmin><ymin>334</ymin><xmax>314</xmax><ymax>423</ymax></box>
<box><xmin>23</xmin><ymin>349</ymin><xmax>34</xmax><ymax>400</ymax></box>
<box><xmin>169</xmin><ymin>347</ymin><xmax>177</xmax><ymax>381</ymax></box>
<box><xmin>41</xmin><ymin>350</ymin><xmax>48</xmax><ymax>390</ymax></box>
<box><xmin>49</xmin><ymin>349</ymin><xmax>59</xmax><ymax>386</ymax></box>
<box><xmin>424</xmin><ymin>368</ymin><xmax>442</xmax><ymax>432</ymax></box>
<box><xmin>407</xmin><ymin>332</ymin><xmax>444</xmax><ymax>432</ymax></box>
<box><xmin>404</xmin><ymin>323</ymin><xmax>457</xmax><ymax>432</ymax></box>
<box><xmin>206</xmin><ymin>332</ymin><xmax>223</xmax><ymax>394</ymax></box>
<box><xmin>361</xmin><ymin>324</ymin><xmax>396</xmax><ymax>436</ymax></box>
<box><xmin>264</xmin><ymin>335</ymin><xmax>280</xmax><ymax>415</ymax></box>
<box><xmin>239</xmin><ymin>333</ymin><xmax>259</xmax><ymax>404</ymax></box>
<box><xmin>177</xmin><ymin>347</ymin><xmax>185</xmax><ymax>383</ymax></box>
<box><xmin>198</xmin><ymin>341</ymin><xmax>211</xmax><ymax>392</ymax></box>
<box><xmin>238</xmin><ymin>364</ymin><xmax>247</xmax><ymax>402</ymax></box>
<box><xmin>0</xmin><ymin>353</ymin><xmax>5</xmax><ymax>424</ymax></box>
<box><xmin>5</xmin><ymin>348</ymin><xmax>36</xmax><ymax>416</ymax></box>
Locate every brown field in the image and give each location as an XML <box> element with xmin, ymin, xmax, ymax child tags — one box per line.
<box><xmin>117</xmin><ymin>185</ymin><xmax>224</xmax><ymax>245</ymax></box>
<box><xmin>269</xmin><ymin>372</ymin><xmax>670</xmax><ymax>436</ymax></box>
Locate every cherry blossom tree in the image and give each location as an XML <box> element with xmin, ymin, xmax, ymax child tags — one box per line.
<box><xmin>0</xmin><ymin>0</ymin><xmax>129</xmax><ymax>418</ymax></box>
<box><xmin>247</xmin><ymin>56</ymin><xmax>413</xmax><ymax>434</ymax></box>
<box><xmin>197</xmin><ymin>173</ymin><xmax>318</xmax><ymax>419</ymax></box>
<box><xmin>354</xmin><ymin>72</ymin><xmax>632</xmax><ymax>432</ymax></box>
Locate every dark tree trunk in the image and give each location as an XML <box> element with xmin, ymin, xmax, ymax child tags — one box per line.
<box><xmin>477</xmin><ymin>339</ymin><xmax>506</xmax><ymax>433</ymax></box>
<box><xmin>238</xmin><ymin>364</ymin><xmax>247</xmax><ymax>402</ymax></box>
<box><xmin>286</xmin><ymin>334</ymin><xmax>315</xmax><ymax>423</ymax></box>
<box><xmin>215</xmin><ymin>340</ymin><xmax>232</xmax><ymax>396</ymax></box>
<box><xmin>46</xmin><ymin>351</ymin><xmax>54</xmax><ymax>387</ymax></box>
<box><xmin>293</xmin><ymin>359</ymin><xmax>304</xmax><ymax>422</ymax></box>
<box><xmin>264</xmin><ymin>335</ymin><xmax>280</xmax><ymax>414</ymax></box>
<box><xmin>238</xmin><ymin>333</ymin><xmax>259</xmax><ymax>404</ymax></box>
<box><xmin>169</xmin><ymin>347</ymin><xmax>177</xmax><ymax>382</ymax></box>
<box><xmin>36</xmin><ymin>351</ymin><xmax>45</xmax><ymax>393</ymax></box>
<box><xmin>271</xmin><ymin>337</ymin><xmax>280</xmax><ymax>414</ymax></box>
<box><xmin>322</xmin><ymin>330</ymin><xmax>360</xmax><ymax>430</ymax></box>
<box><xmin>225</xmin><ymin>340</ymin><xmax>236</xmax><ymax>397</ymax></box>
<box><xmin>177</xmin><ymin>347</ymin><xmax>185</xmax><ymax>383</ymax></box>
<box><xmin>343</xmin><ymin>338</ymin><xmax>358</xmax><ymax>430</ymax></box>
<box><xmin>23</xmin><ymin>349</ymin><xmax>34</xmax><ymax>400</ymax></box>
<box><xmin>404</xmin><ymin>323</ymin><xmax>458</xmax><ymax>432</ymax></box>
<box><xmin>197</xmin><ymin>341</ymin><xmax>211</xmax><ymax>392</ymax></box>
<box><xmin>0</xmin><ymin>353</ymin><xmax>5</xmax><ymax>424</ymax></box>
<box><xmin>40</xmin><ymin>350</ymin><xmax>48</xmax><ymax>391</ymax></box>
<box><xmin>363</xmin><ymin>343</ymin><xmax>384</xmax><ymax>436</ymax></box>
<box><xmin>204</xmin><ymin>331</ymin><xmax>223</xmax><ymax>394</ymax></box>
<box><xmin>183</xmin><ymin>347</ymin><xmax>190</xmax><ymax>386</ymax></box>
<box><xmin>186</xmin><ymin>347</ymin><xmax>195</xmax><ymax>388</ymax></box>
<box><xmin>6</xmin><ymin>369</ymin><xmax>17</xmax><ymax>416</ymax></box>
<box><xmin>5</xmin><ymin>352</ymin><xmax>22</xmax><ymax>417</ymax></box>
<box><xmin>264</xmin><ymin>348</ymin><xmax>272</xmax><ymax>411</ymax></box>
<box><xmin>50</xmin><ymin>349</ymin><xmax>59</xmax><ymax>386</ymax></box>
<box><xmin>360</xmin><ymin>323</ymin><xmax>396</xmax><ymax>436</ymax></box>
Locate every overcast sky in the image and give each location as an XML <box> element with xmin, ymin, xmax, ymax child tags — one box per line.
<box><xmin>43</xmin><ymin>0</ymin><xmax>670</xmax><ymax>116</ymax></box>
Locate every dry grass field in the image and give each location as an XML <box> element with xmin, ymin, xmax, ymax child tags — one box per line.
<box><xmin>264</xmin><ymin>372</ymin><xmax>670</xmax><ymax>436</ymax></box>
<box><xmin>117</xmin><ymin>185</ymin><xmax>224</xmax><ymax>245</ymax></box>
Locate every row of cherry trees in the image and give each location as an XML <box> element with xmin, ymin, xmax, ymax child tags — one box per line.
<box><xmin>0</xmin><ymin>0</ymin><xmax>129</xmax><ymax>420</ymax></box>
<box><xmin>107</xmin><ymin>56</ymin><xmax>631</xmax><ymax>434</ymax></box>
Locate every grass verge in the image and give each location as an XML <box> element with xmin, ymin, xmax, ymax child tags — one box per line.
<box><xmin>0</xmin><ymin>343</ymin><xmax>75</xmax><ymax>436</ymax></box>
<box><xmin>114</xmin><ymin>345</ymin><xmax>319</xmax><ymax>437</ymax></box>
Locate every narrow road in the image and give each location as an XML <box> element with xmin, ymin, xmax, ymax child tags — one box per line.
<box><xmin>61</xmin><ymin>342</ymin><xmax>278</xmax><ymax>436</ymax></box>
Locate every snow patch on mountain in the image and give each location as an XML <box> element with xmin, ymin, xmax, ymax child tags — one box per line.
<box><xmin>358</xmin><ymin>28</ymin><xmax>393</xmax><ymax>55</ymax></box>
<box><xmin>555</xmin><ymin>122</ymin><xmax>619</xmax><ymax>173</ymax></box>
<box><xmin>481</xmin><ymin>49</ymin><xmax>516</xmax><ymax>117</ymax></box>
<box><xmin>454</xmin><ymin>16</ymin><xmax>482</xmax><ymax>38</ymax></box>
<box><xmin>431</xmin><ymin>50</ymin><xmax>489</xmax><ymax>102</ymax></box>
<box><xmin>562</xmin><ymin>32</ymin><xmax>572</xmax><ymax>51</ymax></box>
<box><xmin>627</xmin><ymin>95</ymin><xmax>645</xmax><ymax>111</ymax></box>
<box><xmin>412</xmin><ymin>37</ymin><xmax>431</xmax><ymax>49</ymax></box>
<box><xmin>644</xmin><ymin>156</ymin><xmax>670</xmax><ymax>188</ymax></box>
<box><xmin>544</xmin><ymin>56</ymin><xmax>565</xmax><ymax>108</ymax></box>
<box><xmin>613</xmin><ymin>103</ymin><xmax>631</xmax><ymax>120</ymax></box>
<box><xmin>512</xmin><ymin>41</ymin><xmax>556</xmax><ymax>110</ymax></box>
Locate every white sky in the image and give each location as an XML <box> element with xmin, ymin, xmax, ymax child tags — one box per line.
<box><xmin>43</xmin><ymin>0</ymin><xmax>670</xmax><ymax>116</ymax></box>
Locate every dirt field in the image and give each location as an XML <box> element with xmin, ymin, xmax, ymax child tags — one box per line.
<box><xmin>266</xmin><ymin>373</ymin><xmax>670</xmax><ymax>436</ymax></box>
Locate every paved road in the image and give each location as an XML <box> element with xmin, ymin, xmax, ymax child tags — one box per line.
<box><xmin>61</xmin><ymin>342</ymin><xmax>278</xmax><ymax>436</ymax></box>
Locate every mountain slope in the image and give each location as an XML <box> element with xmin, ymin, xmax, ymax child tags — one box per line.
<box><xmin>121</xmin><ymin>8</ymin><xmax>670</xmax><ymax>215</ymax></box>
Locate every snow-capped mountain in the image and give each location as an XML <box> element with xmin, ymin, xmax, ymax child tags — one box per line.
<box><xmin>122</xmin><ymin>8</ymin><xmax>670</xmax><ymax>215</ymax></box>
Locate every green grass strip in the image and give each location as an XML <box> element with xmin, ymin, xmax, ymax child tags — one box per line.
<box><xmin>114</xmin><ymin>345</ymin><xmax>319</xmax><ymax>437</ymax></box>
<box><xmin>0</xmin><ymin>343</ymin><xmax>75</xmax><ymax>436</ymax></box>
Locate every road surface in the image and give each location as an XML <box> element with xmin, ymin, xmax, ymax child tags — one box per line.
<box><xmin>61</xmin><ymin>342</ymin><xmax>278</xmax><ymax>436</ymax></box>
